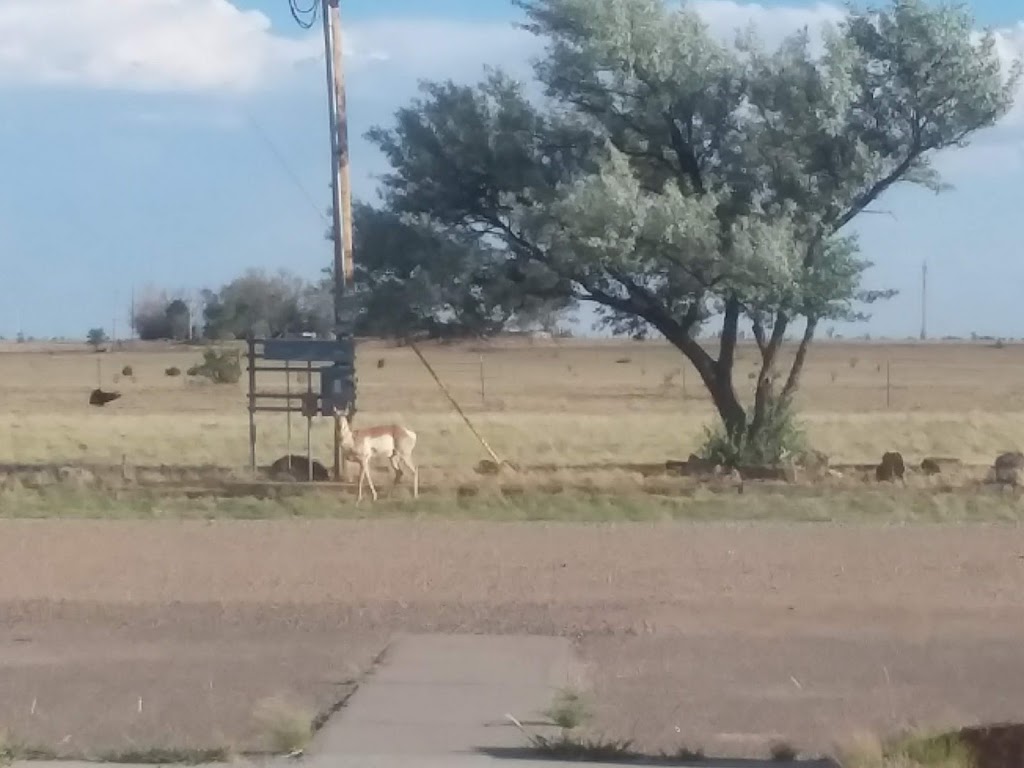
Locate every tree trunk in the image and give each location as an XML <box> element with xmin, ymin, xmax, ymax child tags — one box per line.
<box><xmin>660</xmin><ymin>325</ymin><xmax>747</xmax><ymax>443</ymax></box>
<box><xmin>781</xmin><ymin>316</ymin><xmax>817</xmax><ymax>402</ymax></box>
<box><xmin>749</xmin><ymin>312</ymin><xmax>789</xmax><ymax>439</ymax></box>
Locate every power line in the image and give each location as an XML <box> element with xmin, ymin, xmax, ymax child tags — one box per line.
<box><xmin>289</xmin><ymin>0</ymin><xmax>319</xmax><ymax>29</ymax></box>
<box><xmin>239</xmin><ymin>106</ymin><xmax>330</xmax><ymax>225</ymax></box>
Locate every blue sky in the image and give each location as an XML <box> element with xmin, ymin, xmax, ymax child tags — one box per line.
<box><xmin>0</xmin><ymin>0</ymin><xmax>1021</xmax><ymax>340</ymax></box>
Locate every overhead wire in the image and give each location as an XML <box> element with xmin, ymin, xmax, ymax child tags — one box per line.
<box><xmin>239</xmin><ymin>105</ymin><xmax>331</xmax><ymax>226</ymax></box>
<box><xmin>204</xmin><ymin>1</ymin><xmax>331</xmax><ymax>227</ymax></box>
<box><xmin>288</xmin><ymin>0</ymin><xmax>320</xmax><ymax>29</ymax></box>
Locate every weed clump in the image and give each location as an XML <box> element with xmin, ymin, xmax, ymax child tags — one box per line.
<box><xmin>187</xmin><ymin>349</ymin><xmax>241</xmax><ymax>384</ymax></box>
<box><xmin>699</xmin><ymin>399</ymin><xmax>807</xmax><ymax>468</ymax></box>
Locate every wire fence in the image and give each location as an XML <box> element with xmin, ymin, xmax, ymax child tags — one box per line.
<box><xmin>357</xmin><ymin>343</ymin><xmax>1024</xmax><ymax>414</ymax></box>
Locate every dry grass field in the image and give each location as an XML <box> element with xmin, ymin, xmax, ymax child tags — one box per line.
<box><xmin>4</xmin><ymin>337</ymin><xmax>1024</xmax><ymax>522</ymax></box>
<box><xmin>4</xmin><ymin>338</ymin><xmax>1024</xmax><ymax>765</ymax></box>
<box><xmin>3</xmin><ymin>336</ymin><xmax>1024</xmax><ymax>476</ymax></box>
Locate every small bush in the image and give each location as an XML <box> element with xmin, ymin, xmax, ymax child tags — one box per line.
<box><xmin>542</xmin><ymin>688</ymin><xmax>592</xmax><ymax>731</ymax></box>
<box><xmin>849</xmin><ymin>357</ymin><xmax>859</xmax><ymax>369</ymax></box>
<box><xmin>839</xmin><ymin>730</ymin><xmax>975</xmax><ymax>768</ymax></box>
<box><xmin>770</xmin><ymin>741</ymin><xmax>799</xmax><ymax>761</ymax></box>
<box><xmin>253</xmin><ymin>698</ymin><xmax>312</xmax><ymax>755</ymax></box>
<box><xmin>165</xmin><ymin>367</ymin><xmax>181</xmax><ymax>377</ymax></box>
<box><xmin>699</xmin><ymin>399</ymin><xmax>807</xmax><ymax>468</ymax></box>
<box><xmin>86</xmin><ymin>327</ymin><xmax>107</xmax><ymax>350</ymax></box>
<box><xmin>188</xmin><ymin>349</ymin><xmax>241</xmax><ymax>384</ymax></box>
<box><xmin>121</xmin><ymin>365</ymin><xmax>133</xmax><ymax>377</ymax></box>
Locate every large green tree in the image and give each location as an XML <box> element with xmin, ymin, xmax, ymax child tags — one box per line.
<box><xmin>367</xmin><ymin>0</ymin><xmax>1019</xmax><ymax>458</ymax></box>
<box><xmin>327</xmin><ymin>202</ymin><xmax>574</xmax><ymax>339</ymax></box>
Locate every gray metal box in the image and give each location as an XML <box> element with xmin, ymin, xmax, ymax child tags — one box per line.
<box><xmin>262</xmin><ymin>337</ymin><xmax>355</xmax><ymax>363</ymax></box>
<box><xmin>320</xmin><ymin>363</ymin><xmax>357</xmax><ymax>416</ymax></box>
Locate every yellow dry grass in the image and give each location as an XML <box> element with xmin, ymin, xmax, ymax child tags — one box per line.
<box><xmin>1</xmin><ymin>337</ymin><xmax>1023</xmax><ymax>472</ymax></box>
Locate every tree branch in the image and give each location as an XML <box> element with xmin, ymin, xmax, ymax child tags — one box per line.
<box><xmin>666</xmin><ymin>113</ymin><xmax>705</xmax><ymax>194</ymax></box>
<box><xmin>831</xmin><ymin>150</ymin><xmax>919</xmax><ymax>232</ymax></box>
<box><xmin>781</xmin><ymin>315</ymin><xmax>817</xmax><ymax>401</ymax></box>
<box><xmin>719</xmin><ymin>296</ymin><xmax>741</xmax><ymax>376</ymax></box>
<box><xmin>751</xmin><ymin>318</ymin><xmax>767</xmax><ymax>354</ymax></box>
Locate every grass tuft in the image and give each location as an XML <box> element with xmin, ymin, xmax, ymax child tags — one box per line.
<box><xmin>94</xmin><ymin>747</ymin><xmax>232</xmax><ymax>764</ymax></box>
<box><xmin>837</xmin><ymin>729</ymin><xmax>975</xmax><ymax>768</ymax></box>
<box><xmin>528</xmin><ymin>732</ymin><xmax>637</xmax><ymax>762</ymax></box>
<box><xmin>770</xmin><ymin>741</ymin><xmax>800</xmax><ymax>761</ymax></box>
<box><xmin>253</xmin><ymin>697</ymin><xmax>314</xmax><ymax>755</ymax></box>
<box><xmin>542</xmin><ymin>687</ymin><xmax>593</xmax><ymax>731</ymax></box>
<box><xmin>669</xmin><ymin>745</ymin><xmax>706</xmax><ymax>761</ymax></box>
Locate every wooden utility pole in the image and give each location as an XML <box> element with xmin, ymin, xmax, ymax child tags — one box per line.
<box><xmin>320</xmin><ymin>0</ymin><xmax>355</xmax><ymax>480</ymax></box>
<box><xmin>321</xmin><ymin>0</ymin><xmax>355</xmax><ymax>310</ymax></box>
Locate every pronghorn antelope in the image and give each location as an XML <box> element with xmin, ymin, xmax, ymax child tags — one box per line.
<box><xmin>333</xmin><ymin>406</ymin><xmax>418</xmax><ymax>502</ymax></box>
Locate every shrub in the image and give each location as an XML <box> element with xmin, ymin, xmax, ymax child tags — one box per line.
<box><xmin>86</xmin><ymin>327</ymin><xmax>107</xmax><ymax>350</ymax></box>
<box><xmin>699</xmin><ymin>399</ymin><xmax>807</xmax><ymax>468</ymax></box>
<box><xmin>165</xmin><ymin>366</ymin><xmax>181</xmax><ymax>377</ymax></box>
<box><xmin>187</xmin><ymin>349</ymin><xmax>242</xmax><ymax>384</ymax></box>
<box><xmin>121</xmin><ymin>365</ymin><xmax>134</xmax><ymax>377</ymax></box>
<box><xmin>542</xmin><ymin>688</ymin><xmax>592</xmax><ymax>731</ymax></box>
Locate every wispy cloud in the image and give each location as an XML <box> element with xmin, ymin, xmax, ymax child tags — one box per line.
<box><xmin>0</xmin><ymin>0</ymin><xmax>318</xmax><ymax>92</ymax></box>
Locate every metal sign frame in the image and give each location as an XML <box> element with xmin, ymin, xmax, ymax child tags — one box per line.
<box><xmin>246</xmin><ymin>336</ymin><xmax>356</xmax><ymax>481</ymax></box>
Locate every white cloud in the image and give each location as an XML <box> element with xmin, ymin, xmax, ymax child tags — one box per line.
<box><xmin>0</xmin><ymin>0</ymin><xmax>1019</xmax><ymax>141</ymax></box>
<box><xmin>692</xmin><ymin>0</ymin><xmax>845</xmax><ymax>48</ymax></box>
<box><xmin>991</xmin><ymin>22</ymin><xmax>1024</xmax><ymax>127</ymax></box>
<box><xmin>342</xmin><ymin>18</ymin><xmax>537</xmax><ymax>81</ymax></box>
<box><xmin>0</xmin><ymin>0</ymin><xmax>538</xmax><ymax>93</ymax></box>
<box><xmin>0</xmin><ymin>0</ymin><xmax>319</xmax><ymax>92</ymax></box>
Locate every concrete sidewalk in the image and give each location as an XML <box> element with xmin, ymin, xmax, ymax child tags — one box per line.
<box><xmin>311</xmin><ymin>634</ymin><xmax>581</xmax><ymax>757</ymax></box>
<box><xmin>9</xmin><ymin>634</ymin><xmax>823</xmax><ymax>768</ymax></box>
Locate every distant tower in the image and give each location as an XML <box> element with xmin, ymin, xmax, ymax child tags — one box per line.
<box><xmin>920</xmin><ymin>261</ymin><xmax>928</xmax><ymax>341</ymax></box>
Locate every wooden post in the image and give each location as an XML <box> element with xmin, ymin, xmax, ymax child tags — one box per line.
<box><xmin>306</xmin><ymin>361</ymin><xmax>313</xmax><ymax>482</ymax></box>
<box><xmin>247</xmin><ymin>337</ymin><xmax>257</xmax><ymax>474</ymax></box>
<box><xmin>479</xmin><ymin>354</ymin><xmax>486</xmax><ymax>406</ymax></box>
<box><xmin>285</xmin><ymin>360</ymin><xmax>292</xmax><ymax>471</ymax></box>
<box><xmin>333</xmin><ymin>412</ymin><xmax>342</xmax><ymax>481</ymax></box>
<box><xmin>321</xmin><ymin>0</ymin><xmax>354</xmax><ymax>327</ymax></box>
<box><xmin>330</xmin><ymin>3</ymin><xmax>354</xmax><ymax>288</ymax></box>
<box><xmin>886</xmin><ymin>360</ymin><xmax>891</xmax><ymax>409</ymax></box>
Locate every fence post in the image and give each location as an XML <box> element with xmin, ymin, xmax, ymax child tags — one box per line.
<box><xmin>479</xmin><ymin>354</ymin><xmax>486</xmax><ymax>406</ymax></box>
<box><xmin>886</xmin><ymin>360</ymin><xmax>891</xmax><ymax>409</ymax></box>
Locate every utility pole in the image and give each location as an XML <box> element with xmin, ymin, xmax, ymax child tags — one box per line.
<box><xmin>920</xmin><ymin>260</ymin><xmax>928</xmax><ymax>341</ymax></box>
<box><xmin>317</xmin><ymin>0</ymin><xmax>357</xmax><ymax>480</ymax></box>
<box><xmin>321</xmin><ymin>0</ymin><xmax>355</xmax><ymax>331</ymax></box>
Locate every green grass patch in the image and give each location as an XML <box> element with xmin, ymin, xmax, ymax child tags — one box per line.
<box><xmin>3</xmin><ymin>483</ymin><xmax>1024</xmax><ymax>524</ymax></box>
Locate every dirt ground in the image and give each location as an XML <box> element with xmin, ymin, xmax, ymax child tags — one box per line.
<box><xmin>2</xmin><ymin>520</ymin><xmax>1024</xmax><ymax>759</ymax></box>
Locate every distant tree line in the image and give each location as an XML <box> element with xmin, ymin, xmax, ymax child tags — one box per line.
<box><xmin>131</xmin><ymin>204</ymin><xmax>572</xmax><ymax>343</ymax></box>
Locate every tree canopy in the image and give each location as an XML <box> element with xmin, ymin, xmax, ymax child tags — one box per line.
<box><xmin>344</xmin><ymin>201</ymin><xmax>573</xmax><ymax>339</ymax></box>
<box><xmin>367</xmin><ymin>0</ymin><xmax>1019</xmax><ymax>457</ymax></box>
<box><xmin>201</xmin><ymin>270</ymin><xmax>330</xmax><ymax>340</ymax></box>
